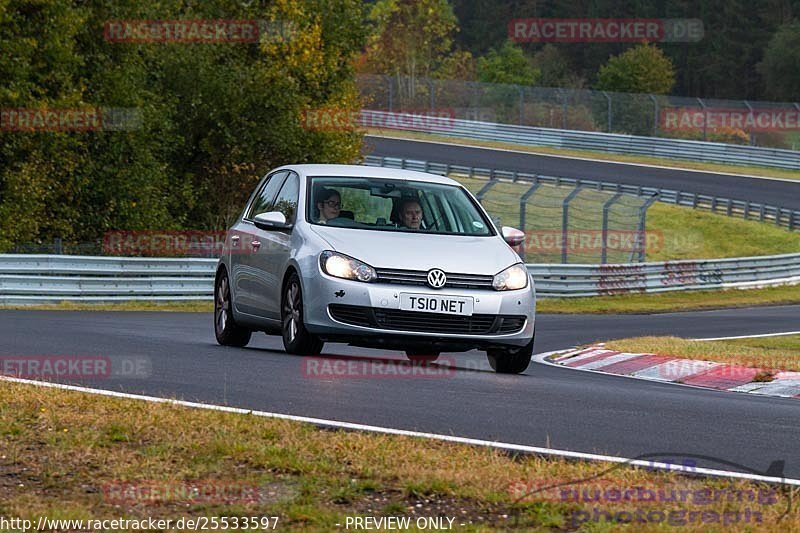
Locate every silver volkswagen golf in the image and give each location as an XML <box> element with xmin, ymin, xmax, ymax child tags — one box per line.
<box><xmin>214</xmin><ymin>164</ymin><xmax>536</xmax><ymax>373</ymax></box>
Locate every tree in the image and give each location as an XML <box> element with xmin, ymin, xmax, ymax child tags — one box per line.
<box><xmin>362</xmin><ymin>0</ymin><xmax>468</xmax><ymax>101</ymax></box>
<box><xmin>533</xmin><ymin>44</ymin><xmax>585</xmax><ymax>88</ymax></box>
<box><xmin>759</xmin><ymin>20</ymin><xmax>800</xmax><ymax>100</ymax></box>
<box><xmin>0</xmin><ymin>0</ymin><xmax>367</xmax><ymax>251</ymax></box>
<box><xmin>477</xmin><ymin>41</ymin><xmax>540</xmax><ymax>86</ymax></box>
<box><xmin>596</xmin><ymin>43</ymin><xmax>676</xmax><ymax>94</ymax></box>
<box><xmin>594</xmin><ymin>43</ymin><xmax>676</xmax><ymax>136</ymax></box>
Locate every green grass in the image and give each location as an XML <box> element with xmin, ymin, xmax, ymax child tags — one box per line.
<box><xmin>366</xmin><ymin>128</ymin><xmax>800</xmax><ymax>181</ymax></box>
<box><xmin>604</xmin><ymin>335</ymin><xmax>800</xmax><ymax>372</ymax></box>
<box><xmin>0</xmin><ymin>300</ymin><xmax>214</xmax><ymax>312</ymax></box>
<box><xmin>450</xmin><ymin>174</ymin><xmax>800</xmax><ymax>264</ymax></box>
<box><xmin>2</xmin><ymin>379</ymin><xmax>797</xmax><ymax>531</ymax></box>
<box><xmin>645</xmin><ymin>203</ymin><xmax>800</xmax><ymax>261</ymax></box>
<box><xmin>538</xmin><ymin>284</ymin><xmax>800</xmax><ymax>314</ymax></box>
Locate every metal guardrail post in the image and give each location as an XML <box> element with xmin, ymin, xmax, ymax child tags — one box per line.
<box><xmin>601</xmin><ymin>193</ymin><xmax>624</xmax><ymax>264</ymax></box>
<box><xmin>561</xmin><ymin>186</ymin><xmax>583</xmax><ymax>263</ymax></box>
<box><xmin>634</xmin><ymin>195</ymin><xmax>660</xmax><ymax>263</ymax></box>
<box><xmin>519</xmin><ymin>182</ymin><xmax>541</xmax><ymax>261</ymax></box>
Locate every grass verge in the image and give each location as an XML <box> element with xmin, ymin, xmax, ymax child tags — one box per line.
<box><xmin>604</xmin><ymin>335</ymin><xmax>800</xmax><ymax>373</ymax></box>
<box><xmin>4</xmin><ymin>284</ymin><xmax>800</xmax><ymax>315</ymax></box>
<box><xmin>365</xmin><ymin>129</ymin><xmax>800</xmax><ymax>181</ymax></box>
<box><xmin>537</xmin><ymin>285</ymin><xmax>800</xmax><ymax>314</ymax></box>
<box><xmin>1</xmin><ymin>379</ymin><xmax>797</xmax><ymax>530</ymax></box>
<box><xmin>0</xmin><ymin>301</ymin><xmax>214</xmax><ymax>312</ymax></box>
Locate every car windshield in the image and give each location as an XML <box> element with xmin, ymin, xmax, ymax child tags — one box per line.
<box><xmin>307</xmin><ymin>176</ymin><xmax>494</xmax><ymax>236</ymax></box>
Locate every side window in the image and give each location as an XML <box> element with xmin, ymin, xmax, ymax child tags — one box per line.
<box><xmin>247</xmin><ymin>171</ymin><xmax>288</xmax><ymax>220</ymax></box>
<box><xmin>272</xmin><ymin>173</ymin><xmax>299</xmax><ymax>224</ymax></box>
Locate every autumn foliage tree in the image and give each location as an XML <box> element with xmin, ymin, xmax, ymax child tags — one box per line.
<box><xmin>596</xmin><ymin>43</ymin><xmax>676</xmax><ymax>95</ymax></box>
<box><xmin>362</xmin><ymin>0</ymin><xmax>471</xmax><ymax>101</ymax></box>
<box><xmin>0</xmin><ymin>0</ymin><xmax>367</xmax><ymax>250</ymax></box>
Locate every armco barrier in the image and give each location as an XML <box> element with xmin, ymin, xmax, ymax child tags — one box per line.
<box><xmin>361</xmin><ymin>110</ymin><xmax>800</xmax><ymax>170</ymax></box>
<box><xmin>0</xmin><ymin>255</ymin><xmax>217</xmax><ymax>304</ymax></box>
<box><xmin>1</xmin><ymin>253</ymin><xmax>799</xmax><ymax>303</ymax></box>
<box><xmin>363</xmin><ymin>155</ymin><xmax>800</xmax><ymax>231</ymax></box>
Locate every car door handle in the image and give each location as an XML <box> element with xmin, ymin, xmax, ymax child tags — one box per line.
<box><xmin>251</xmin><ymin>240</ymin><xmax>261</xmax><ymax>250</ymax></box>
<box><xmin>231</xmin><ymin>235</ymin><xmax>240</xmax><ymax>244</ymax></box>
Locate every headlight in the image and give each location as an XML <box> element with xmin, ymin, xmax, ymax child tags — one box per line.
<box><xmin>319</xmin><ymin>251</ymin><xmax>377</xmax><ymax>282</ymax></box>
<box><xmin>493</xmin><ymin>263</ymin><xmax>529</xmax><ymax>291</ymax></box>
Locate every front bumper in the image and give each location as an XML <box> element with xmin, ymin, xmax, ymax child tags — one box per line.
<box><xmin>303</xmin><ymin>272</ymin><xmax>535</xmax><ymax>348</ymax></box>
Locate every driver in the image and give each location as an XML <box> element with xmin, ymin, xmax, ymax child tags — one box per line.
<box><xmin>315</xmin><ymin>188</ymin><xmax>341</xmax><ymax>224</ymax></box>
<box><xmin>397</xmin><ymin>198</ymin><xmax>423</xmax><ymax>230</ymax></box>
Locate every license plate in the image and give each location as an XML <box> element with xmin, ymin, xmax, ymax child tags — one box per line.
<box><xmin>399</xmin><ymin>293</ymin><xmax>474</xmax><ymax>316</ymax></box>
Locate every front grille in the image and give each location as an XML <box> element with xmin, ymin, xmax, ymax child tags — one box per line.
<box><xmin>327</xmin><ymin>304</ymin><xmax>372</xmax><ymax>327</ymax></box>
<box><xmin>329</xmin><ymin>304</ymin><xmax>526</xmax><ymax>335</ymax></box>
<box><xmin>374</xmin><ymin>268</ymin><xmax>495</xmax><ymax>290</ymax></box>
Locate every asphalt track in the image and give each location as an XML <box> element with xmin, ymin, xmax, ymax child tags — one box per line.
<box><xmin>363</xmin><ymin>136</ymin><xmax>800</xmax><ymax>210</ymax></box>
<box><xmin>3</xmin><ymin>305</ymin><xmax>800</xmax><ymax>478</ymax></box>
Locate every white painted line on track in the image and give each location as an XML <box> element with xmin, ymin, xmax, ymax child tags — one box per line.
<box><xmin>367</xmin><ymin>134</ymin><xmax>800</xmax><ymax>185</ymax></box>
<box><xmin>3</xmin><ymin>370</ymin><xmax>799</xmax><ymax>486</ymax></box>
<box><xmin>692</xmin><ymin>331</ymin><xmax>800</xmax><ymax>341</ymax></box>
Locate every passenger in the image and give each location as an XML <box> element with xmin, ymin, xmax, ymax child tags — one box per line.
<box><xmin>397</xmin><ymin>198</ymin><xmax>423</xmax><ymax>230</ymax></box>
<box><xmin>315</xmin><ymin>188</ymin><xmax>341</xmax><ymax>224</ymax></box>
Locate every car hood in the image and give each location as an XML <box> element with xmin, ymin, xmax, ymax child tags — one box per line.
<box><xmin>309</xmin><ymin>225</ymin><xmax>521</xmax><ymax>274</ymax></box>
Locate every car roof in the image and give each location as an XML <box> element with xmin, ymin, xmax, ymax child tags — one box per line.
<box><xmin>279</xmin><ymin>164</ymin><xmax>461</xmax><ymax>186</ymax></box>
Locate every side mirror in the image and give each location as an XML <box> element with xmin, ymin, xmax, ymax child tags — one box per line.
<box><xmin>501</xmin><ymin>226</ymin><xmax>525</xmax><ymax>246</ymax></box>
<box><xmin>253</xmin><ymin>211</ymin><xmax>291</xmax><ymax>230</ymax></box>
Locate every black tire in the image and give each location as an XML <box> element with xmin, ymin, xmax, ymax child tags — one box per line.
<box><xmin>281</xmin><ymin>273</ymin><xmax>324</xmax><ymax>356</ymax></box>
<box><xmin>405</xmin><ymin>350</ymin><xmax>440</xmax><ymax>363</ymax></box>
<box><xmin>214</xmin><ymin>269</ymin><xmax>252</xmax><ymax>347</ymax></box>
<box><xmin>486</xmin><ymin>338</ymin><xmax>534</xmax><ymax>374</ymax></box>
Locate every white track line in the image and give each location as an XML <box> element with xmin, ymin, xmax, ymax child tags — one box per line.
<box><xmin>367</xmin><ymin>134</ymin><xmax>800</xmax><ymax>184</ymax></box>
<box><xmin>692</xmin><ymin>331</ymin><xmax>800</xmax><ymax>341</ymax></box>
<box><xmin>4</xmin><ymin>360</ymin><xmax>799</xmax><ymax>487</ymax></box>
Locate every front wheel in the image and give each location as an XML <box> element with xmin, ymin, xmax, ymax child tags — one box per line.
<box><xmin>214</xmin><ymin>269</ymin><xmax>252</xmax><ymax>347</ymax></box>
<box><xmin>486</xmin><ymin>338</ymin><xmax>534</xmax><ymax>374</ymax></box>
<box><xmin>281</xmin><ymin>273</ymin><xmax>324</xmax><ymax>356</ymax></box>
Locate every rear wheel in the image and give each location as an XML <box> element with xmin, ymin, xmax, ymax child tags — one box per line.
<box><xmin>214</xmin><ymin>269</ymin><xmax>252</xmax><ymax>347</ymax></box>
<box><xmin>405</xmin><ymin>350</ymin><xmax>440</xmax><ymax>363</ymax></box>
<box><xmin>486</xmin><ymin>338</ymin><xmax>534</xmax><ymax>374</ymax></box>
<box><xmin>281</xmin><ymin>273</ymin><xmax>324</xmax><ymax>356</ymax></box>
